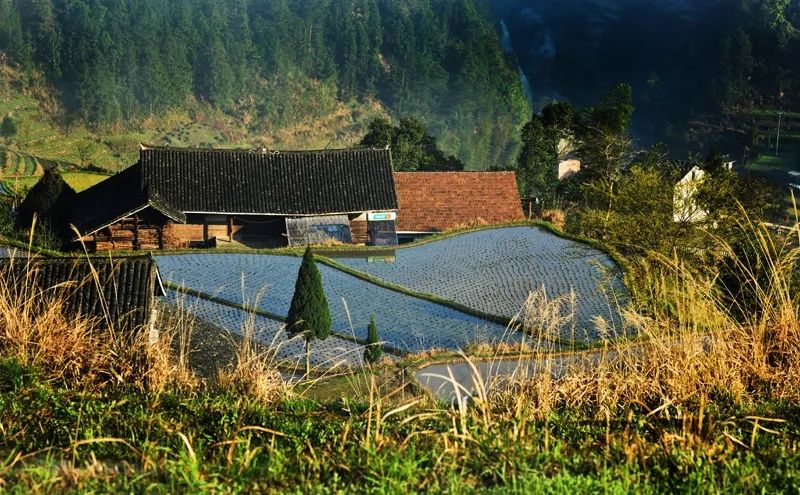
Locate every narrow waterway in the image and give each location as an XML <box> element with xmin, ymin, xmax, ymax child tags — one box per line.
<box><xmin>416</xmin><ymin>351</ymin><xmax>607</xmax><ymax>402</ymax></box>
<box><xmin>499</xmin><ymin>19</ymin><xmax>534</xmax><ymax>106</ymax></box>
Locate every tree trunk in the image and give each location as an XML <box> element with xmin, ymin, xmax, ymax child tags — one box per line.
<box><xmin>305</xmin><ymin>339</ymin><xmax>311</xmax><ymax>377</ymax></box>
<box><xmin>604</xmin><ymin>180</ymin><xmax>615</xmax><ymax>229</ymax></box>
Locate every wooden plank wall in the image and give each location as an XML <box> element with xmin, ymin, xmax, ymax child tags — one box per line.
<box><xmin>163</xmin><ymin>222</ymin><xmax>205</xmax><ymax>248</ymax></box>
<box><xmin>94</xmin><ymin>217</ymin><xmax>163</xmax><ymax>251</ymax></box>
<box><xmin>350</xmin><ymin>219</ymin><xmax>369</xmax><ymax>244</ymax></box>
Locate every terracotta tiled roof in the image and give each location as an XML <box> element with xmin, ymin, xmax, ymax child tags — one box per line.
<box><xmin>394</xmin><ymin>172</ymin><xmax>525</xmax><ymax>233</ymax></box>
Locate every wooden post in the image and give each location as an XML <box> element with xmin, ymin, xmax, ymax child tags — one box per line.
<box><xmin>133</xmin><ymin>215</ymin><xmax>140</xmax><ymax>250</ymax></box>
<box><xmin>227</xmin><ymin>216</ymin><xmax>233</xmax><ymax>242</ymax></box>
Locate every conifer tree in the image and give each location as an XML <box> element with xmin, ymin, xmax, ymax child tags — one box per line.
<box><xmin>286</xmin><ymin>247</ymin><xmax>332</xmax><ymax>375</ymax></box>
<box><xmin>363</xmin><ymin>316</ymin><xmax>382</xmax><ymax>365</ymax></box>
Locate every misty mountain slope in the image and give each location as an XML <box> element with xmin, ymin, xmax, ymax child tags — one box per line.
<box><xmin>0</xmin><ymin>0</ymin><xmax>530</xmax><ymax>169</ymax></box>
<box><xmin>491</xmin><ymin>0</ymin><xmax>800</xmax><ymax>151</ymax></box>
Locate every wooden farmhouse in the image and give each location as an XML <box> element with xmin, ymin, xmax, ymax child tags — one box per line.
<box><xmin>69</xmin><ymin>146</ymin><xmax>400</xmax><ymax>250</ymax></box>
<box><xmin>393</xmin><ymin>171</ymin><xmax>525</xmax><ymax>241</ymax></box>
<box><xmin>0</xmin><ymin>256</ymin><xmax>165</xmax><ymax>340</ymax></box>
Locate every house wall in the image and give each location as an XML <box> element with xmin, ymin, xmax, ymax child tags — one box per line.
<box><xmin>558</xmin><ymin>159</ymin><xmax>581</xmax><ymax>181</ymax></box>
<box><xmin>89</xmin><ymin>212</ymin><xmax>366</xmax><ymax>251</ymax></box>
<box><xmin>92</xmin><ymin>210</ymin><xmax>168</xmax><ymax>251</ymax></box>
<box><xmin>286</xmin><ymin>215</ymin><xmax>353</xmax><ymax>246</ymax></box>
<box><xmin>350</xmin><ymin>213</ymin><xmax>369</xmax><ymax>245</ymax></box>
<box><xmin>673</xmin><ymin>167</ymin><xmax>707</xmax><ymax>223</ymax></box>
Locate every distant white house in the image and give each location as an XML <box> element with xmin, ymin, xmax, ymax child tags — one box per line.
<box><xmin>557</xmin><ymin>137</ymin><xmax>581</xmax><ymax>180</ymax></box>
<box><xmin>673</xmin><ymin>160</ymin><xmax>734</xmax><ymax>223</ymax></box>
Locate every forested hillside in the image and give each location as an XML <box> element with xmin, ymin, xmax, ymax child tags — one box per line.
<box><xmin>0</xmin><ymin>0</ymin><xmax>530</xmax><ymax>169</ymax></box>
<box><xmin>492</xmin><ymin>0</ymin><xmax>800</xmax><ymax>152</ymax></box>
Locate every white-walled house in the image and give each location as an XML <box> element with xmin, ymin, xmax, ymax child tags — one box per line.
<box><xmin>557</xmin><ymin>137</ymin><xmax>581</xmax><ymax>180</ymax></box>
<box><xmin>673</xmin><ymin>161</ymin><xmax>734</xmax><ymax>223</ymax></box>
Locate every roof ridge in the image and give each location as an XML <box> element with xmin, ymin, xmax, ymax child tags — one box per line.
<box><xmin>393</xmin><ymin>171</ymin><xmax>517</xmax><ymax>174</ymax></box>
<box><xmin>140</xmin><ymin>144</ymin><xmax>390</xmax><ymax>154</ymax></box>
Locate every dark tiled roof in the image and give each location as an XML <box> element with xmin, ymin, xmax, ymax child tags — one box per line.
<box><xmin>394</xmin><ymin>172</ymin><xmax>525</xmax><ymax>232</ymax></box>
<box><xmin>70</xmin><ymin>165</ymin><xmax>186</xmax><ymax>237</ymax></box>
<box><xmin>0</xmin><ymin>256</ymin><xmax>164</xmax><ymax>331</ymax></box>
<box><xmin>139</xmin><ymin>146</ymin><xmax>398</xmax><ymax>215</ymax></box>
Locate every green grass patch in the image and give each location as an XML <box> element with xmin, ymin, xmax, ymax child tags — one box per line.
<box><xmin>2</xmin><ymin>357</ymin><xmax>799</xmax><ymax>493</ymax></box>
<box><xmin>748</xmin><ymin>109</ymin><xmax>800</xmax><ymax>120</ymax></box>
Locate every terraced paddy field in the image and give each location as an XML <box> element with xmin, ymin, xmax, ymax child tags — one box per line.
<box><xmin>156</xmin><ymin>253</ymin><xmax>515</xmax><ymax>353</ymax></box>
<box><xmin>2</xmin><ymin>171</ymin><xmax>111</xmax><ymax>194</ymax></box>
<box><xmin>337</xmin><ymin>226</ymin><xmax>628</xmax><ymax>336</ymax></box>
<box><xmin>165</xmin><ymin>291</ymin><xmax>366</xmax><ymax>368</ymax></box>
<box><xmin>155</xmin><ymin>227</ymin><xmax>628</xmax><ymax>364</ymax></box>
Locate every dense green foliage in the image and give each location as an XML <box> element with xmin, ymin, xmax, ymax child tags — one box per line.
<box><xmin>0</xmin><ymin>0</ymin><xmax>529</xmax><ymax>168</ymax></box>
<box><xmin>286</xmin><ymin>247</ymin><xmax>332</xmax><ymax>372</ymax></box>
<box><xmin>363</xmin><ymin>316</ymin><xmax>382</xmax><ymax>364</ymax></box>
<box><xmin>515</xmin><ymin>102</ymin><xmax>577</xmax><ymax>203</ymax></box>
<box><xmin>495</xmin><ymin>0</ymin><xmax>800</xmax><ymax>151</ymax></box>
<box><xmin>0</xmin><ymin>114</ymin><xmax>17</xmax><ymax>142</ymax></box>
<box><xmin>515</xmin><ymin>117</ymin><xmax>556</xmax><ymax>202</ymax></box>
<box><xmin>360</xmin><ymin>116</ymin><xmax>464</xmax><ymax>171</ymax></box>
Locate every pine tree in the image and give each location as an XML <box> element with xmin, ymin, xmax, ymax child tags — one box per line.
<box><xmin>286</xmin><ymin>247</ymin><xmax>332</xmax><ymax>375</ymax></box>
<box><xmin>363</xmin><ymin>316</ymin><xmax>382</xmax><ymax>365</ymax></box>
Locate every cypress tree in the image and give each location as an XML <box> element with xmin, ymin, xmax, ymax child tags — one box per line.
<box><xmin>363</xmin><ymin>315</ymin><xmax>382</xmax><ymax>365</ymax></box>
<box><xmin>286</xmin><ymin>246</ymin><xmax>332</xmax><ymax>375</ymax></box>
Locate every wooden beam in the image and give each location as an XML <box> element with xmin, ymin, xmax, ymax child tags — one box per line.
<box><xmin>227</xmin><ymin>216</ymin><xmax>233</xmax><ymax>241</ymax></box>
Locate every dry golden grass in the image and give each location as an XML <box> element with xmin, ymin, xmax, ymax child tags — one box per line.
<box><xmin>215</xmin><ymin>325</ymin><xmax>286</xmax><ymax>405</ymax></box>
<box><xmin>0</xmin><ymin>252</ymin><xmax>287</xmax><ymax>400</ymax></box>
<box><xmin>540</xmin><ymin>209</ymin><xmax>566</xmax><ymax>231</ymax></box>
<box><xmin>432</xmin><ymin>219</ymin><xmax>800</xmax><ymax>430</ymax></box>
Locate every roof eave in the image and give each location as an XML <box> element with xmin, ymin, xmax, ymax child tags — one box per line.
<box><xmin>181</xmin><ymin>209</ymin><xmax>399</xmax><ymax>216</ymax></box>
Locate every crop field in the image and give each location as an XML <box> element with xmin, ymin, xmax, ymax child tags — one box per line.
<box><xmin>156</xmin><ymin>253</ymin><xmax>515</xmax><ymax>352</ymax></box>
<box><xmin>165</xmin><ymin>290</ymin><xmax>366</xmax><ymax>368</ymax></box>
<box><xmin>337</xmin><ymin>226</ymin><xmax>628</xmax><ymax>338</ymax></box>
<box><xmin>2</xmin><ymin>171</ymin><xmax>110</xmax><ymax>195</ymax></box>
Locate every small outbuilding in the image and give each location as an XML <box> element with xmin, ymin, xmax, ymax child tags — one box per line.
<box><xmin>0</xmin><ymin>256</ymin><xmax>165</xmax><ymax>340</ymax></box>
<box><xmin>393</xmin><ymin>171</ymin><xmax>525</xmax><ymax>240</ymax></box>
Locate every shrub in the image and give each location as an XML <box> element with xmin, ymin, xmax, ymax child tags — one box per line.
<box><xmin>363</xmin><ymin>316</ymin><xmax>383</xmax><ymax>365</ymax></box>
<box><xmin>540</xmin><ymin>209</ymin><xmax>565</xmax><ymax>231</ymax></box>
<box><xmin>1</xmin><ymin>115</ymin><xmax>17</xmax><ymax>142</ymax></box>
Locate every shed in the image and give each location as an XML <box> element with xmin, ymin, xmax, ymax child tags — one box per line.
<box><xmin>0</xmin><ymin>256</ymin><xmax>165</xmax><ymax>340</ymax></box>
